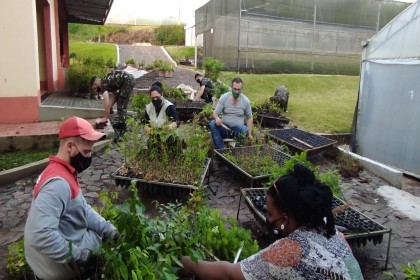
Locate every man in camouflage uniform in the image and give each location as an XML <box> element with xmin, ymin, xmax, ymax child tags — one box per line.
<box><xmin>194</xmin><ymin>73</ymin><xmax>214</xmax><ymax>103</ymax></box>
<box><xmin>90</xmin><ymin>69</ymin><xmax>136</xmax><ymax>140</ymax></box>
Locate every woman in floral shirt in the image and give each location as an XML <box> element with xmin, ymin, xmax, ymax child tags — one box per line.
<box><xmin>180</xmin><ymin>164</ymin><xmax>363</xmax><ymax>280</ymax></box>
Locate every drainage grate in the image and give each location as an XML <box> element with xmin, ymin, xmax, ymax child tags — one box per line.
<box><xmin>268</xmin><ymin>128</ymin><xmax>337</xmax><ymax>155</ymax></box>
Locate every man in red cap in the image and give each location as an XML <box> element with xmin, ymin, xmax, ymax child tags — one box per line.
<box><xmin>24</xmin><ymin>116</ymin><xmax>118</xmax><ymax>280</ymax></box>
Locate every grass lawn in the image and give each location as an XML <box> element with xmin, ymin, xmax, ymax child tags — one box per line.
<box><xmin>219</xmin><ymin>72</ymin><xmax>359</xmax><ymax>133</ymax></box>
<box><xmin>0</xmin><ymin>149</ymin><xmax>56</xmax><ymax>171</ymax></box>
<box><xmin>164</xmin><ymin>46</ymin><xmax>196</xmax><ymax>63</ymax></box>
<box><xmin>69</xmin><ymin>42</ymin><xmax>117</xmax><ymax>62</ymax></box>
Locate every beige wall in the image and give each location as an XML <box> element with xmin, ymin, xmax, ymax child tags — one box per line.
<box><xmin>0</xmin><ymin>0</ymin><xmax>39</xmax><ymax>98</ymax></box>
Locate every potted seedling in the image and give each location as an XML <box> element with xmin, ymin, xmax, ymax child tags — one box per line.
<box><xmin>124</xmin><ymin>57</ymin><xmax>137</xmax><ymax>68</ymax></box>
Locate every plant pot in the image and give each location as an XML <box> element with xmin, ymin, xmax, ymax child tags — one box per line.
<box><xmin>158</xmin><ymin>70</ymin><xmax>165</xmax><ymax>77</ymax></box>
<box><xmin>165</xmin><ymin>70</ymin><xmax>174</xmax><ymax>78</ymax></box>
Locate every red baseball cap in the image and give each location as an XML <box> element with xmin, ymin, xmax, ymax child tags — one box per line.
<box><xmin>59</xmin><ymin>116</ymin><xmax>106</xmax><ymax>141</ymax></box>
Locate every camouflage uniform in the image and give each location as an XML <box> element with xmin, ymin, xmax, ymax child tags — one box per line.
<box><xmin>199</xmin><ymin>77</ymin><xmax>215</xmax><ymax>103</ymax></box>
<box><xmin>102</xmin><ymin>70</ymin><xmax>136</xmax><ymax>124</ymax></box>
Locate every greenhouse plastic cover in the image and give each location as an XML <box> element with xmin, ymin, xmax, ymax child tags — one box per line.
<box><xmin>356</xmin><ymin>1</ymin><xmax>420</xmax><ymax>175</ymax></box>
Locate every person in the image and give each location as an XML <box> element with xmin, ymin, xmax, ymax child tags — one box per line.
<box><xmin>90</xmin><ymin>69</ymin><xmax>136</xmax><ymax>133</ymax></box>
<box><xmin>144</xmin><ymin>85</ymin><xmax>179</xmax><ymax>133</ymax></box>
<box><xmin>144</xmin><ymin>85</ymin><xmax>181</xmax><ymax>156</ymax></box>
<box><xmin>209</xmin><ymin>77</ymin><xmax>253</xmax><ymax>149</ymax></box>
<box><xmin>24</xmin><ymin>116</ymin><xmax>118</xmax><ymax>280</ymax></box>
<box><xmin>180</xmin><ymin>164</ymin><xmax>364</xmax><ymax>280</ymax></box>
<box><xmin>194</xmin><ymin>73</ymin><xmax>215</xmax><ymax>103</ymax></box>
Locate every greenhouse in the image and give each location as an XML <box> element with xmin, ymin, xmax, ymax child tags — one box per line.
<box><xmin>353</xmin><ymin>1</ymin><xmax>420</xmax><ymax>176</ymax></box>
<box><xmin>195</xmin><ymin>0</ymin><xmax>409</xmax><ymax>74</ymax></box>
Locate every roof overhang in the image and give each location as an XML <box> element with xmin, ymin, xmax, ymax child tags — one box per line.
<box><xmin>63</xmin><ymin>0</ymin><xmax>114</xmax><ymax>25</ymax></box>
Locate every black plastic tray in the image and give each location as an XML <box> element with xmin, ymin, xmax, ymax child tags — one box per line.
<box><xmin>256</xmin><ymin>113</ymin><xmax>290</xmax><ymax>128</ymax></box>
<box><xmin>268</xmin><ymin>128</ymin><xmax>337</xmax><ymax>155</ymax></box>
<box><xmin>214</xmin><ymin>145</ymin><xmax>290</xmax><ymax>187</ymax></box>
<box><xmin>240</xmin><ymin>188</ymin><xmax>391</xmax><ymax>247</ymax></box>
<box><xmin>174</xmin><ymin>101</ymin><xmax>206</xmax><ymax>121</ymax></box>
<box><xmin>113</xmin><ymin>158</ymin><xmax>211</xmax><ymax>197</ymax></box>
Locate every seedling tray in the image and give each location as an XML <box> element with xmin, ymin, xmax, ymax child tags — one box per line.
<box><xmin>174</xmin><ymin>101</ymin><xmax>206</xmax><ymax>121</ymax></box>
<box><xmin>268</xmin><ymin>128</ymin><xmax>337</xmax><ymax>155</ymax></box>
<box><xmin>238</xmin><ymin>187</ymin><xmax>392</xmax><ymax>268</ymax></box>
<box><xmin>213</xmin><ymin>145</ymin><xmax>290</xmax><ymax>187</ymax></box>
<box><xmin>113</xmin><ymin>158</ymin><xmax>211</xmax><ymax>197</ymax></box>
<box><xmin>256</xmin><ymin>113</ymin><xmax>290</xmax><ymax>128</ymax></box>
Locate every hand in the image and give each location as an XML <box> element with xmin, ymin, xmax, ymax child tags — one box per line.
<box><xmin>75</xmin><ymin>248</ymin><xmax>94</xmax><ymax>270</ymax></box>
<box><xmin>144</xmin><ymin>126</ymin><xmax>151</xmax><ymax>135</ymax></box>
<box><xmin>98</xmin><ymin>117</ymin><xmax>108</xmax><ymax>124</ymax></box>
<box><xmin>215</xmin><ymin>118</ymin><xmax>222</xmax><ymax>126</ymax></box>
<box><xmin>179</xmin><ymin>256</ymin><xmax>194</xmax><ymax>277</ymax></box>
<box><xmin>248</xmin><ymin>134</ymin><xmax>254</xmax><ymax>144</ymax></box>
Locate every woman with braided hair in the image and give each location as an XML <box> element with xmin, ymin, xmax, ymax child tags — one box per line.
<box><xmin>180</xmin><ymin>163</ymin><xmax>363</xmax><ymax>279</ymax></box>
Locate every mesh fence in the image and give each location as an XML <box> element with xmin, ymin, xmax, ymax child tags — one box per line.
<box><xmin>195</xmin><ymin>0</ymin><xmax>410</xmax><ymax>74</ymax></box>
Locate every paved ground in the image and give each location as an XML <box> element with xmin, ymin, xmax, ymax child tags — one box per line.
<box><xmin>1</xmin><ymin>145</ymin><xmax>419</xmax><ymax>279</ymax></box>
<box><xmin>0</xmin><ymin>44</ymin><xmax>419</xmax><ymax>279</ymax></box>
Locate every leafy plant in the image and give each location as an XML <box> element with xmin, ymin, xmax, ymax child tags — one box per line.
<box><xmin>253</xmin><ymin>100</ymin><xmax>284</xmax><ymax>117</ymax></box>
<box><xmin>384</xmin><ymin>260</ymin><xmax>420</xmax><ymax>280</ymax></box>
<box><xmin>203</xmin><ymin>57</ymin><xmax>224</xmax><ymax>81</ymax></box>
<box><xmin>97</xmin><ymin>184</ymin><xmax>259</xmax><ymax>279</ymax></box>
<box><xmin>213</xmin><ymin>82</ymin><xmax>230</xmax><ymax>99</ymax></box>
<box><xmin>68</xmin><ymin>57</ymin><xmax>108</xmax><ymax>94</ymax></box>
<box><xmin>118</xmin><ymin>119</ymin><xmax>212</xmax><ymax>185</ymax></box>
<box><xmin>159</xmin><ymin>62</ymin><xmax>174</xmax><ymax>72</ymax></box>
<box><xmin>138</xmin><ymin>60</ymin><xmax>146</xmax><ymax>69</ymax></box>
<box><xmin>338</xmin><ymin>151</ymin><xmax>361</xmax><ymax>178</ymax></box>
<box><xmin>267</xmin><ymin>151</ymin><xmax>343</xmax><ymax>198</ymax></box>
<box><xmin>154</xmin><ymin>24</ymin><xmax>185</xmax><ymax>45</ymax></box>
<box><xmin>125</xmin><ymin>57</ymin><xmax>136</xmax><ymax>65</ymax></box>
<box><xmin>129</xmin><ymin>93</ymin><xmax>151</xmax><ymax>122</ymax></box>
<box><xmin>7</xmin><ymin>239</ymin><xmax>31</xmax><ymax>279</ymax></box>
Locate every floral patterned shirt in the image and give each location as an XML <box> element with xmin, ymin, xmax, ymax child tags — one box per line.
<box><xmin>240</xmin><ymin>228</ymin><xmax>363</xmax><ymax>280</ymax></box>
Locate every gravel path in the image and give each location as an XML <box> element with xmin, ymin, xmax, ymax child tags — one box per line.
<box><xmin>118</xmin><ymin>44</ymin><xmax>198</xmax><ymax>89</ymax></box>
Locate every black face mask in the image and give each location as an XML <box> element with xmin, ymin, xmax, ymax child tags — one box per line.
<box><xmin>70</xmin><ymin>148</ymin><xmax>92</xmax><ymax>173</ymax></box>
<box><xmin>152</xmin><ymin>98</ymin><xmax>162</xmax><ymax>108</ymax></box>
<box><xmin>96</xmin><ymin>86</ymin><xmax>102</xmax><ymax>93</ymax></box>
<box><xmin>196</xmin><ymin>79</ymin><xmax>200</xmax><ymax>84</ymax></box>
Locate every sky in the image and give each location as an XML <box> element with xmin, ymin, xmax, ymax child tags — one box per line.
<box><xmin>107</xmin><ymin>0</ymin><xmax>210</xmax><ymax>25</ymax></box>
<box><xmin>107</xmin><ymin>0</ymin><xmax>417</xmax><ymax>25</ymax></box>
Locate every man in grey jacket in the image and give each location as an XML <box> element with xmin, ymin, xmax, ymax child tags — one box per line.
<box><xmin>24</xmin><ymin>116</ymin><xmax>118</xmax><ymax>280</ymax></box>
<box><xmin>210</xmin><ymin>77</ymin><xmax>254</xmax><ymax>149</ymax></box>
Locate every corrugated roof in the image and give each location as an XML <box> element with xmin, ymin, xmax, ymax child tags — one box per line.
<box><xmin>63</xmin><ymin>0</ymin><xmax>114</xmax><ymax>25</ymax></box>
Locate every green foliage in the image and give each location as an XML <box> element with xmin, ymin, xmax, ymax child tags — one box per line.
<box><xmin>203</xmin><ymin>57</ymin><xmax>224</xmax><ymax>81</ymax></box>
<box><xmin>68</xmin><ymin>23</ymin><xmax>129</xmax><ymax>42</ymax></box>
<box><xmin>7</xmin><ymin>239</ymin><xmax>31</xmax><ymax>278</ymax></box>
<box><xmin>68</xmin><ymin>57</ymin><xmax>108</xmax><ymax>94</ymax></box>
<box><xmin>213</xmin><ymin>82</ymin><xmax>230</xmax><ymax>99</ymax></box>
<box><xmin>252</xmin><ymin>100</ymin><xmax>284</xmax><ymax>117</ymax></box>
<box><xmin>98</xmin><ymin>186</ymin><xmax>259</xmax><ymax>279</ymax></box>
<box><xmin>154</xmin><ymin>25</ymin><xmax>185</xmax><ymax>45</ymax></box>
<box><xmin>69</xmin><ymin>42</ymin><xmax>117</xmax><ymax>64</ymax></box>
<box><xmin>159</xmin><ymin>61</ymin><xmax>174</xmax><ymax>72</ymax></box>
<box><xmin>162</xmin><ymin>85</ymin><xmax>186</xmax><ymax>100</ymax></box>
<box><xmin>118</xmin><ymin>119</ymin><xmax>212</xmax><ymax>185</ymax></box>
<box><xmin>267</xmin><ymin>151</ymin><xmax>343</xmax><ymax>198</ymax></box>
<box><xmin>125</xmin><ymin>58</ymin><xmax>136</xmax><ymax>65</ymax></box>
<box><xmin>384</xmin><ymin>260</ymin><xmax>420</xmax><ymax>280</ymax></box>
<box><xmin>164</xmin><ymin>46</ymin><xmax>197</xmax><ymax>62</ymax></box>
<box><xmin>0</xmin><ymin>148</ymin><xmax>56</xmax><ymax>171</ymax></box>
<box><xmin>223</xmin><ymin>150</ymin><xmax>280</xmax><ymax>176</ymax></box>
<box><xmin>129</xmin><ymin>93</ymin><xmax>151</xmax><ymax>122</ymax></box>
